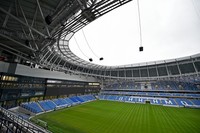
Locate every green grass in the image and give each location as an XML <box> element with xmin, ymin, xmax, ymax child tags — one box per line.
<box><xmin>31</xmin><ymin>100</ymin><xmax>200</xmax><ymax>133</ymax></box>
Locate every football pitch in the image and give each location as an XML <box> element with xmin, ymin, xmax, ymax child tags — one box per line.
<box><xmin>32</xmin><ymin>100</ymin><xmax>200</xmax><ymax>133</ymax></box>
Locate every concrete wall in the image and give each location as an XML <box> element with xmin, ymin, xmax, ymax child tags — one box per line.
<box><xmin>0</xmin><ymin>61</ymin><xmax>97</xmax><ymax>82</ymax></box>
<box><xmin>0</xmin><ymin>61</ymin><xmax>9</xmax><ymax>73</ymax></box>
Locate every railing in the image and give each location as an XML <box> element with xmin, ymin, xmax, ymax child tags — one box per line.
<box><xmin>0</xmin><ymin>107</ymin><xmax>50</xmax><ymax>133</ymax></box>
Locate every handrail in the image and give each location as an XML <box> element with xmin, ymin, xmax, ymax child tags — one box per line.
<box><xmin>0</xmin><ymin>107</ymin><xmax>51</xmax><ymax>133</ymax></box>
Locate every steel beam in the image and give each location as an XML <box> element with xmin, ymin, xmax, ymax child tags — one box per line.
<box><xmin>0</xmin><ymin>33</ymin><xmax>36</xmax><ymax>52</ymax></box>
<box><xmin>0</xmin><ymin>42</ymin><xmax>28</xmax><ymax>56</ymax></box>
<box><xmin>45</xmin><ymin>52</ymin><xmax>56</xmax><ymax>65</ymax></box>
<box><xmin>51</xmin><ymin>55</ymin><xmax>60</xmax><ymax>66</ymax></box>
<box><xmin>55</xmin><ymin>58</ymin><xmax>63</xmax><ymax>68</ymax></box>
<box><xmin>31</xmin><ymin>7</ymin><xmax>38</xmax><ymax>27</ymax></box>
<box><xmin>39</xmin><ymin>50</ymin><xmax>51</xmax><ymax>63</ymax></box>
<box><xmin>36</xmin><ymin>0</ymin><xmax>51</xmax><ymax>37</ymax></box>
<box><xmin>76</xmin><ymin>0</ymin><xmax>87</xmax><ymax>10</ymax></box>
<box><xmin>0</xmin><ymin>47</ymin><xmax>33</xmax><ymax>62</ymax></box>
<box><xmin>2</xmin><ymin>3</ymin><xmax>13</xmax><ymax>27</ymax></box>
<box><xmin>18</xmin><ymin>0</ymin><xmax>39</xmax><ymax>50</ymax></box>
<box><xmin>0</xmin><ymin>7</ymin><xmax>47</xmax><ymax>38</ymax></box>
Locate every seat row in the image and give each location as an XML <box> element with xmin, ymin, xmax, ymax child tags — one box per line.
<box><xmin>105</xmin><ymin>81</ymin><xmax>199</xmax><ymax>91</ymax></box>
<box><xmin>21</xmin><ymin>95</ymin><xmax>96</xmax><ymax>114</ymax></box>
<box><xmin>99</xmin><ymin>95</ymin><xmax>200</xmax><ymax>108</ymax></box>
<box><xmin>100</xmin><ymin>91</ymin><xmax>200</xmax><ymax>98</ymax></box>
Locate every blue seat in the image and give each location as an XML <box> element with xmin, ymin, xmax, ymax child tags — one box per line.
<box><xmin>190</xmin><ymin>100</ymin><xmax>200</xmax><ymax>106</ymax></box>
<box><xmin>150</xmin><ymin>99</ymin><xmax>161</xmax><ymax>105</ymax></box>
<box><xmin>53</xmin><ymin>98</ymin><xmax>69</xmax><ymax>106</ymax></box>
<box><xmin>135</xmin><ymin>98</ymin><xmax>146</xmax><ymax>103</ymax></box>
<box><xmin>161</xmin><ymin>99</ymin><xmax>177</xmax><ymax>106</ymax></box>
<box><xmin>38</xmin><ymin>100</ymin><xmax>56</xmax><ymax>111</ymax></box>
<box><xmin>174</xmin><ymin>98</ymin><xmax>193</xmax><ymax>106</ymax></box>
<box><xmin>21</xmin><ymin>102</ymin><xmax>43</xmax><ymax>114</ymax></box>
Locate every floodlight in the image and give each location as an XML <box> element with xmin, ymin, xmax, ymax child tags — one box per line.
<box><xmin>139</xmin><ymin>46</ymin><xmax>143</xmax><ymax>52</ymax></box>
<box><xmin>25</xmin><ymin>40</ymin><xmax>30</xmax><ymax>46</ymax></box>
<box><xmin>89</xmin><ymin>58</ymin><xmax>93</xmax><ymax>62</ymax></box>
<box><xmin>45</xmin><ymin>15</ymin><xmax>52</xmax><ymax>25</ymax></box>
<box><xmin>99</xmin><ymin>57</ymin><xmax>104</xmax><ymax>61</ymax></box>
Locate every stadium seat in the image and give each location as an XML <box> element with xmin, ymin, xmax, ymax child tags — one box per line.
<box><xmin>150</xmin><ymin>99</ymin><xmax>162</xmax><ymax>105</ymax></box>
<box><xmin>21</xmin><ymin>102</ymin><xmax>43</xmax><ymax>114</ymax></box>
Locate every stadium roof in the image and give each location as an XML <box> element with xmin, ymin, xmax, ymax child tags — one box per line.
<box><xmin>0</xmin><ymin>0</ymin><xmax>199</xmax><ymax>71</ymax></box>
<box><xmin>69</xmin><ymin>0</ymin><xmax>200</xmax><ymax>66</ymax></box>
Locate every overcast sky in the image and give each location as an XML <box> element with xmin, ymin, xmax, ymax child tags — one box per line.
<box><xmin>69</xmin><ymin>0</ymin><xmax>200</xmax><ymax>66</ymax></box>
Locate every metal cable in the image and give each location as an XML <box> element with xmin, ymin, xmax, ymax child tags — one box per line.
<box><xmin>137</xmin><ymin>0</ymin><xmax>143</xmax><ymax>47</ymax></box>
<box><xmin>74</xmin><ymin>35</ymin><xmax>89</xmax><ymax>59</ymax></box>
<box><xmin>82</xmin><ymin>29</ymin><xmax>100</xmax><ymax>58</ymax></box>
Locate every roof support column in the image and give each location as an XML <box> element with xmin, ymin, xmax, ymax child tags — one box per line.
<box><xmin>176</xmin><ymin>59</ymin><xmax>182</xmax><ymax>77</ymax></box>
<box><xmin>155</xmin><ymin>62</ymin><xmax>159</xmax><ymax>79</ymax></box>
<box><xmin>191</xmin><ymin>57</ymin><xmax>199</xmax><ymax>76</ymax></box>
<box><xmin>47</xmin><ymin>54</ymin><xmax>57</xmax><ymax>65</ymax></box>
<box><xmin>164</xmin><ymin>61</ymin><xmax>170</xmax><ymax>77</ymax></box>
<box><xmin>54</xmin><ymin>58</ymin><xmax>63</xmax><ymax>69</ymax></box>
<box><xmin>139</xmin><ymin>65</ymin><xmax>141</xmax><ymax>80</ymax></box>
<box><xmin>146</xmin><ymin>63</ymin><xmax>150</xmax><ymax>79</ymax></box>
<box><xmin>42</xmin><ymin>51</ymin><xmax>54</xmax><ymax>64</ymax></box>
<box><xmin>39</xmin><ymin>46</ymin><xmax>53</xmax><ymax>63</ymax></box>
<box><xmin>51</xmin><ymin>55</ymin><xmax>60</xmax><ymax>66</ymax></box>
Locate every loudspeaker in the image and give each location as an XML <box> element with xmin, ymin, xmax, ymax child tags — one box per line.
<box><xmin>45</xmin><ymin>15</ymin><xmax>52</xmax><ymax>25</ymax></box>
<box><xmin>139</xmin><ymin>46</ymin><xmax>143</xmax><ymax>51</ymax></box>
<box><xmin>89</xmin><ymin>58</ymin><xmax>93</xmax><ymax>62</ymax></box>
<box><xmin>99</xmin><ymin>57</ymin><xmax>103</xmax><ymax>61</ymax></box>
<box><xmin>25</xmin><ymin>40</ymin><xmax>30</xmax><ymax>46</ymax></box>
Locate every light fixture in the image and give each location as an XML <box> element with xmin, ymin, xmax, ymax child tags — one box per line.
<box><xmin>25</xmin><ymin>40</ymin><xmax>30</xmax><ymax>46</ymax></box>
<box><xmin>137</xmin><ymin>0</ymin><xmax>144</xmax><ymax>52</ymax></box>
<box><xmin>89</xmin><ymin>58</ymin><xmax>93</xmax><ymax>62</ymax></box>
<box><xmin>99</xmin><ymin>57</ymin><xmax>104</xmax><ymax>61</ymax></box>
<box><xmin>139</xmin><ymin>46</ymin><xmax>143</xmax><ymax>52</ymax></box>
<box><xmin>45</xmin><ymin>15</ymin><xmax>52</xmax><ymax>25</ymax></box>
<box><xmin>82</xmin><ymin>29</ymin><xmax>104</xmax><ymax>61</ymax></box>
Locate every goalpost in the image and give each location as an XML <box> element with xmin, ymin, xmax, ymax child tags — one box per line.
<box><xmin>36</xmin><ymin>119</ymin><xmax>48</xmax><ymax>129</ymax></box>
<box><xmin>145</xmin><ymin>100</ymin><xmax>150</xmax><ymax>104</ymax></box>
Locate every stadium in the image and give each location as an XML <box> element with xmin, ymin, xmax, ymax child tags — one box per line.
<box><xmin>0</xmin><ymin>0</ymin><xmax>200</xmax><ymax>133</ymax></box>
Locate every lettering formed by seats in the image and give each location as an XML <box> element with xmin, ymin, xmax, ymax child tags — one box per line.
<box><xmin>153</xmin><ymin>99</ymin><xmax>159</xmax><ymax>104</ymax></box>
<box><xmin>181</xmin><ymin>101</ymin><xmax>188</xmax><ymax>106</ymax></box>
<box><xmin>165</xmin><ymin>100</ymin><xmax>173</xmax><ymax>104</ymax></box>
